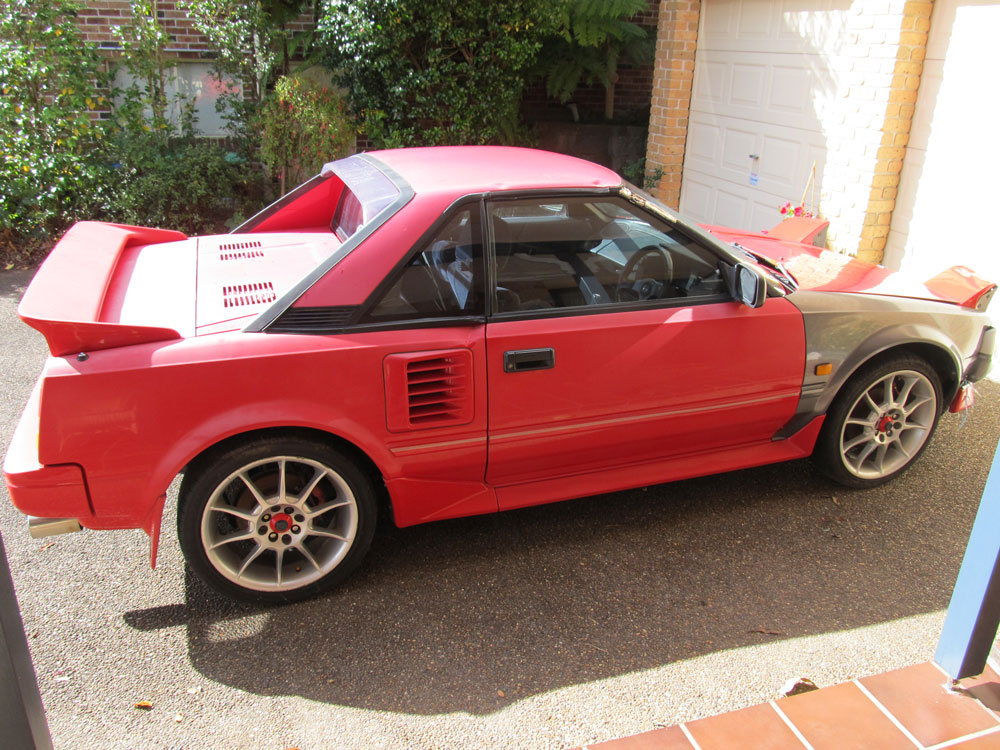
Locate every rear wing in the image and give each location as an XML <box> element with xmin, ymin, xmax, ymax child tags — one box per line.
<box><xmin>18</xmin><ymin>221</ymin><xmax>188</xmax><ymax>357</ymax></box>
<box><xmin>925</xmin><ymin>266</ymin><xmax>997</xmax><ymax>312</ymax></box>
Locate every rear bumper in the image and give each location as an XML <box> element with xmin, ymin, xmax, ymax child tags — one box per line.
<box><xmin>3</xmin><ymin>379</ymin><xmax>92</xmax><ymax>524</ymax></box>
<box><xmin>964</xmin><ymin>326</ymin><xmax>995</xmax><ymax>384</ymax></box>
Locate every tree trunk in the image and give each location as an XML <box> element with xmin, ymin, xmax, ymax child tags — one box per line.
<box><xmin>604</xmin><ymin>44</ymin><xmax>619</xmax><ymax>122</ymax></box>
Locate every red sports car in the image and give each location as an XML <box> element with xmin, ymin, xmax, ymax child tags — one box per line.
<box><xmin>4</xmin><ymin>147</ymin><xmax>995</xmax><ymax>602</ymax></box>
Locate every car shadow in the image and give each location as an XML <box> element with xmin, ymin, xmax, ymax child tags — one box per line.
<box><xmin>123</xmin><ymin>380</ymin><xmax>1000</xmax><ymax>715</ymax></box>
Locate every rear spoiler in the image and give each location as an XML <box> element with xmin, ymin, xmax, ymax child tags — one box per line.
<box><xmin>924</xmin><ymin>266</ymin><xmax>997</xmax><ymax>312</ymax></box>
<box><xmin>18</xmin><ymin>221</ymin><xmax>188</xmax><ymax>357</ymax></box>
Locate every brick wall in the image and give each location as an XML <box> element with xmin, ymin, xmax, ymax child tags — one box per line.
<box><xmin>644</xmin><ymin>1</ymin><xmax>700</xmax><ymax>209</ymax></box>
<box><xmin>76</xmin><ymin>1</ymin><xmax>315</xmax><ymax>58</ymax></box>
<box><xmin>812</xmin><ymin>0</ymin><xmax>931</xmax><ymax>261</ymax></box>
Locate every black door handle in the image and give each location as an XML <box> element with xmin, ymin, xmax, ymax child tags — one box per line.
<box><xmin>503</xmin><ymin>348</ymin><xmax>555</xmax><ymax>373</ymax></box>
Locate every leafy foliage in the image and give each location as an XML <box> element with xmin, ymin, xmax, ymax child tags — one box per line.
<box><xmin>111</xmin><ymin>1</ymin><xmax>173</xmax><ymax>127</ymax></box>
<box><xmin>0</xmin><ymin>0</ymin><xmax>114</xmax><ymax>257</ymax></box>
<box><xmin>261</xmin><ymin>76</ymin><xmax>354</xmax><ymax>194</ymax></box>
<box><xmin>104</xmin><ymin>136</ymin><xmax>251</xmax><ymax>233</ymax></box>
<box><xmin>317</xmin><ymin>0</ymin><xmax>564</xmax><ymax>147</ymax></box>
<box><xmin>537</xmin><ymin>0</ymin><xmax>654</xmax><ymax>121</ymax></box>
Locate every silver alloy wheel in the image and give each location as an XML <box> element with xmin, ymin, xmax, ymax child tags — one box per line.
<box><xmin>838</xmin><ymin>368</ymin><xmax>938</xmax><ymax>480</ymax></box>
<box><xmin>200</xmin><ymin>455</ymin><xmax>359</xmax><ymax>592</ymax></box>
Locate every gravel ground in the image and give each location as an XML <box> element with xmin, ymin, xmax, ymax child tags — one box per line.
<box><xmin>1</xmin><ymin>266</ymin><xmax>998</xmax><ymax>750</ymax></box>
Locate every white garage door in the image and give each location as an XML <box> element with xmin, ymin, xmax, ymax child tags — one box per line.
<box><xmin>680</xmin><ymin>0</ymin><xmax>843</xmax><ymax>232</ymax></box>
<box><xmin>884</xmin><ymin>0</ymin><xmax>1000</xmax><ymax>282</ymax></box>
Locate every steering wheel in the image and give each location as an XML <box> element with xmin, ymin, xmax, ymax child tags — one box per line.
<box><xmin>616</xmin><ymin>244</ymin><xmax>674</xmax><ymax>302</ymax></box>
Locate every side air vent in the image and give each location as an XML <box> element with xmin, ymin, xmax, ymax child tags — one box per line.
<box><xmin>384</xmin><ymin>349</ymin><xmax>474</xmax><ymax>432</ymax></box>
<box><xmin>267</xmin><ymin>306</ymin><xmax>359</xmax><ymax>333</ymax></box>
<box><xmin>222</xmin><ymin>282</ymin><xmax>276</xmax><ymax>308</ymax></box>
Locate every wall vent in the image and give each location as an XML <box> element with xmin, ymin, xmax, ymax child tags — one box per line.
<box><xmin>222</xmin><ymin>281</ymin><xmax>276</xmax><ymax>308</ymax></box>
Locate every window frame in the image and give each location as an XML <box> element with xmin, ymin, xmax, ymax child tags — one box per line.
<box><xmin>483</xmin><ymin>190</ymin><xmax>735</xmax><ymax>323</ymax></box>
<box><xmin>351</xmin><ymin>196</ymin><xmax>490</xmax><ymax>330</ymax></box>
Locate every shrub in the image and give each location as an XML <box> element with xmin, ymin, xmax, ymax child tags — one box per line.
<box><xmin>261</xmin><ymin>75</ymin><xmax>354</xmax><ymax>195</ymax></box>
<box><xmin>317</xmin><ymin>0</ymin><xmax>564</xmax><ymax>147</ymax></box>
<box><xmin>0</xmin><ymin>0</ymin><xmax>115</xmax><ymax>259</ymax></box>
<box><xmin>102</xmin><ymin>134</ymin><xmax>252</xmax><ymax>235</ymax></box>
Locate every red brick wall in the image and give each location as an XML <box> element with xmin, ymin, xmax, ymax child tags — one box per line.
<box><xmin>644</xmin><ymin>1</ymin><xmax>700</xmax><ymax>209</ymax></box>
<box><xmin>76</xmin><ymin>1</ymin><xmax>315</xmax><ymax>59</ymax></box>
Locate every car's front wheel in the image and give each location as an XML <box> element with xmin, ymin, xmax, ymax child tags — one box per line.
<box><xmin>178</xmin><ymin>437</ymin><xmax>377</xmax><ymax>603</ymax></box>
<box><xmin>814</xmin><ymin>354</ymin><xmax>943</xmax><ymax>487</ymax></box>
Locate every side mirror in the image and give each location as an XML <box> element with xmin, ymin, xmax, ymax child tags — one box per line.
<box><xmin>735</xmin><ymin>264</ymin><xmax>766</xmax><ymax>308</ymax></box>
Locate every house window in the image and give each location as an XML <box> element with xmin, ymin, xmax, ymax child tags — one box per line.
<box><xmin>114</xmin><ymin>61</ymin><xmax>241</xmax><ymax>137</ymax></box>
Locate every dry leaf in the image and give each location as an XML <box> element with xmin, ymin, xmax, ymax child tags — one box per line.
<box><xmin>750</xmin><ymin>627</ymin><xmax>785</xmax><ymax>636</ymax></box>
<box><xmin>781</xmin><ymin>677</ymin><xmax>819</xmax><ymax>696</ymax></box>
<box><xmin>497</xmin><ymin>689</ymin><xmax>505</xmax><ymax>697</ymax></box>
<box><xmin>134</xmin><ymin>701</ymin><xmax>153</xmax><ymax>710</ymax></box>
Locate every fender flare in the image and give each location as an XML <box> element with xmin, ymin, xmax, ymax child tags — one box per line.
<box><xmin>136</xmin><ymin>400</ymin><xmax>398</xmax><ymax>567</ymax></box>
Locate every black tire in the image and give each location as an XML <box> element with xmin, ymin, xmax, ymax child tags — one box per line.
<box><xmin>814</xmin><ymin>354</ymin><xmax>943</xmax><ymax>488</ymax></box>
<box><xmin>178</xmin><ymin>437</ymin><xmax>377</xmax><ymax>604</ymax></box>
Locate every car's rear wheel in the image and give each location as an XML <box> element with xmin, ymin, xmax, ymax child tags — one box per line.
<box><xmin>814</xmin><ymin>354</ymin><xmax>943</xmax><ymax>488</ymax></box>
<box><xmin>178</xmin><ymin>437</ymin><xmax>376</xmax><ymax>604</ymax></box>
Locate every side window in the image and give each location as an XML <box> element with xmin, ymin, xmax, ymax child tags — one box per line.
<box><xmin>365</xmin><ymin>207</ymin><xmax>484</xmax><ymax>321</ymax></box>
<box><xmin>489</xmin><ymin>197</ymin><xmax>726</xmax><ymax>313</ymax></box>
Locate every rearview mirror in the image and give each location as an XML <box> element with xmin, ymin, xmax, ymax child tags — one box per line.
<box><xmin>736</xmin><ymin>264</ymin><xmax>766</xmax><ymax>308</ymax></box>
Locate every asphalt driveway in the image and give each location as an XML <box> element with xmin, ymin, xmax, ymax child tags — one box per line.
<box><xmin>1</xmin><ymin>267</ymin><xmax>998</xmax><ymax>749</ymax></box>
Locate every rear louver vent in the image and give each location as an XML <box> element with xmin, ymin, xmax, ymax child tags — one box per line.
<box><xmin>384</xmin><ymin>349</ymin><xmax>474</xmax><ymax>432</ymax></box>
<box><xmin>268</xmin><ymin>306</ymin><xmax>358</xmax><ymax>332</ymax></box>
<box><xmin>221</xmin><ymin>249</ymin><xmax>265</xmax><ymax>261</ymax></box>
<box><xmin>219</xmin><ymin>240</ymin><xmax>263</xmax><ymax>260</ymax></box>
<box><xmin>222</xmin><ymin>282</ymin><xmax>276</xmax><ymax>308</ymax></box>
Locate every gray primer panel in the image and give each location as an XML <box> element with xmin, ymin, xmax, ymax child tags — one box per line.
<box><xmin>776</xmin><ymin>289</ymin><xmax>993</xmax><ymax>438</ymax></box>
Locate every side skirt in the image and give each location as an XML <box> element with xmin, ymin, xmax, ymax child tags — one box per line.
<box><xmin>495</xmin><ymin>416</ymin><xmax>825</xmax><ymax>512</ymax></box>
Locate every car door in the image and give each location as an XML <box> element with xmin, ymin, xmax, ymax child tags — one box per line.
<box><xmin>484</xmin><ymin>194</ymin><xmax>805</xmax><ymax>502</ymax></box>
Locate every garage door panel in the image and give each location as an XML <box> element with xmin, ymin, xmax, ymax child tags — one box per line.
<box><xmin>686</xmin><ymin>118</ymin><xmax>722</xmax><ymax>169</ymax></box>
<box><xmin>760</xmin><ymin>135</ymin><xmax>802</xmax><ymax>191</ymax></box>
<box><xmin>691</xmin><ymin>51</ymin><xmax>829</xmax><ymax>133</ymax></box>
<box><xmin>749</xmin><ymin>199</ymin><xmax>780</xmax><ymax>232</ymax></box>
<box><xmin>715</xmin><ymin>189</ymin><xmax>752</xmax><ymax>228</ymax></box>
<box><xmin>722</xmin><ymin>128</ymin><xmax>758</xmax><ymax>172</ymax></box>
<box><xmin>730</xmin><ymin>63</ymin><xmax>766</xmax><ymax>107</ymax></box>
<box><xmin>768</xmin><ymin>65</ymin><xmax>812</xmax><ymax>116</ymax></box>
<box><xmin>737</xmin><ymin>0</ymin><xmax>777</xmax><ymax>40</ymax></box>
<box><xmin>679</xmin><ymin>178</ymin><xmax>713</xmax><ymax>219</ymax></box>
<box><xmin>700</xmin><ymin>0</ymin><xmax>853</xmax><ymax>54</ymax></box>
<box><xmin>696</xmin><ymin>60</ymin><xmax>729</xmax><ymax>104</ymax></box>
